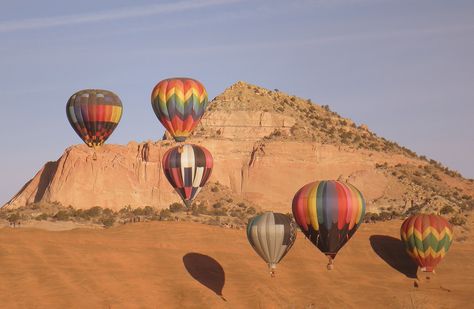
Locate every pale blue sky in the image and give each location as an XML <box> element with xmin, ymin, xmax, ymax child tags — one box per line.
<box><xmin>1</xmin><ymin>0</ymin><xmax>473</xmax><ymax>205</ymax></box>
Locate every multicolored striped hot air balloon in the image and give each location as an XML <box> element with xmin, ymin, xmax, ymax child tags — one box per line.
<box><xmin>292</xmin><ymin>180</ymin><xmax>366</xmax><ymax>269</ymax></box>
<box><xmin>400</xmin><ymin>214</ymin><xmax>453</xmax><ymax>274</ymax></box>
<box><xmin>162</xmin><ymin>144</ymin><xmax>213</xmax><ymax>207</ymax></box>
<box><xmin>151</xmin><ymin>78</ymin><xmax>208</xmax><ymax>142</ymax></box>
<box><xmin>66</xmin><ymin>89</ymin><xmax>123</xmax><ymax>148</ymax></box>
<box><xmin>247</xmin><ymin>212</ymin><xmax>297</xmax><ymax>277</ymax></box>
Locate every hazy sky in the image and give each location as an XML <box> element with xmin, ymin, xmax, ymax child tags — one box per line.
<box><xmin>0</xmin><ymin>0</ymin><xmax>473</xmax><ymax>205</ymax></box>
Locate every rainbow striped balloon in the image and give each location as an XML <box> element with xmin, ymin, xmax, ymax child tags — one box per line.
<box><xmin>400</xmin><ymin>214</ymin><xmax>453</xmax><ymax>272</ymax></box>
<box><xmin>151</xmin><ymin>78</ymin><xmax>208</xmax><ymax>142</ymax></box>
<box><xmin>66</xmin><ymin>89</ymin><xmax>123</xmax><ymax>147</ymax></box>
<box><xmin>292</xmin><ymin>181</ymin><xmax>365</xmax><ymax>264</ymax></box>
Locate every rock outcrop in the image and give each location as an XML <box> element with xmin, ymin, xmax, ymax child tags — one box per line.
<box><xmin>4</xmin><ymin>82</ymin><xmax>474</xmax><ymax>216</ymax></box>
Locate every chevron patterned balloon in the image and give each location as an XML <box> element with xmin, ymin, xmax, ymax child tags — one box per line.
<box><xmin>400</xmin><ymin>214</ymin><xmax>453</xmax><ymax>273</ymax></box>
<box><xmin>151</xmin><ymin>78</ymin><xmax>208</xmax><ymax>142</ymax></box>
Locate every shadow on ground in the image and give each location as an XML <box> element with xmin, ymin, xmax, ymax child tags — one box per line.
<box><xmin>183</xmin><ymin>252</ymin><xmax>226</xmax><ymax>300</ymax></box>
<box><xmin>370</xmin><ymin>235</ymin><xmax>417</xmax><ymax>278</ymax></box>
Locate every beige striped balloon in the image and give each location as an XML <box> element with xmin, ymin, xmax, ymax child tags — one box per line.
<box><xmin>246</xmin><ymin>212</ymin><xmax>297</xmax><ymax>276</ymax></box>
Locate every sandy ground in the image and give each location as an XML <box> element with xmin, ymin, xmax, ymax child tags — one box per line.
<box><xmin>0</xmin><ymin>219</ymin><xmax>472</xmax><ymax>309</ymax></box>
<box><xmin>0</xmin><ymin>220</ymin><xmax>102</xmax><ymax>231</ymax></box>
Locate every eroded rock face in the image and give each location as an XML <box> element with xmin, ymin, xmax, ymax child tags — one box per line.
<box><xmin>1</xmin><ymin>138</ymin><xmax>428</xmax><ymax>212</ymax></box>
<box><xmin>4</xmin><ymin>81</ymin><xmax>473</xmax><ymax>213</ymax></box>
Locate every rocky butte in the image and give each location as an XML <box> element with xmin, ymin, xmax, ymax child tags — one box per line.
<box><xmin>4</xmin><ymin>81</ymin><xmax>474</xmax><ymax>221</ymax></box>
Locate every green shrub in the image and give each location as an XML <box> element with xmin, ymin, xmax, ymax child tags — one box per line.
<box><xmin>159</xmin><ymin>209</ymin><xmax>172</xmax><ymax>220</ymax></box>
<box><xmin>211</xmin><ymin>186</ymin><xmax>219</xmax><ymax>192</ymax></box>
<box><xmin>85</xmin><ymin>206</ymin><xmax>102</xmax><ymax>217</ymax></box>
<box><xmin>246</xmin><ymin>207</ymin><xmax>256</xmax><ymax>215</ymax></box>
<box><xmin>449</xmin><ymin>214</ymin><xmax>466</xmax><ymax>226</ymax></box>
<box><xmin>7</xmin><ymin>213</ymin><xmax>20</xmax><ymax>224</ymax></box>
<box><xmin>133</xmin><ymin>207</ymin><xmax>144</xmax><ymax>216</ymax></box>
<box><xmin>143</xmin><ymin>206</ymin><xmax>155</xmax><ymax>216</ymax></box>
<box><xmin>100</xmin><ymin>216</ymin><xmax>115</xmax><ymax>228</ymax></box>
<box><xmin>440</xmin><ymin>205</ymin><xmax>455</xmax><ymax>215</ymax></box>
<box><xmin>35</xmin><ymin>213</ymin><xmax>49</xmax><ymax>221</ymax></box>
<box><xmin>54</xmin><ymin>210</ymin><xmax>70</xmax><ymax>221</ymax></box>
<box><xmin>169</xmin><ymin>203</ymin><xmax>185</xmax><ymax>213</ymax></box>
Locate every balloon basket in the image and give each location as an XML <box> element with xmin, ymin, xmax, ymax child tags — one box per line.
<box><xmin>269</xmin><ymin>264</ymin><xmax>276</xmax><ymax>278</ymax></box>
<box><xmin>326</xmin><ymin>255</ymin><xmax>334</xmax><ymax>270</ymax></box>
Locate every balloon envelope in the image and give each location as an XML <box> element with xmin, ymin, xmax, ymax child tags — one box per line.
<box><xmin>400</xmin><ymin>214</ymin><xmax>453</xmax><ymax>272</ymax></box>
<box><xmin>162</xmin><ymin>144</ymin><xmax>213</xmax><ymax>206</ymax></box>
<box><xmin>66</xmin><ymin>89</ymin><xmax>123</xmax><ymax>147</ymax></box>
<box><xmin>246</xmin><ymin>212</ymin><xmax>297</xmax><ymax>273</ymax></box>
<box><xmin>151</xmin><ymin>77</ymin><xmax>208</xmax><ymax>142</ymax></box>
<box><xmin>292</xmin><ymin>180</ymin><xmax>365</xmax><ymax>259</ymax></box>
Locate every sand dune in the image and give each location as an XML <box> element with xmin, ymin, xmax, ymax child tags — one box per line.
<box><xmin>0</xmin><ymin>220</ymin><xmax>472</xmax><ymax>308</ymax></box>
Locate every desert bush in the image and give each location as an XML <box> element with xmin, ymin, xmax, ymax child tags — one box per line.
<box><xmin>230</xmin><ymin>210</ymin><xmax>242</xmax><ymax>217</ymax></box>
<box><xmin>100</xmin><ymin>208</ymin><xmax>114</xmax><ymax>217</ymax></box>
<box><xmin>159</xmin><ymin>209</ymin><xmax>172</xmax><ymax>220</ymax></box>
<box><xmin>237</xmin><ymin>202</ymin><xmax>246</xmax><ymax>208</ymax></box>
<box><xmin>364</xmin><ymin>212</ymin><xmax>379</xmax><ymax>223</ymax></box>
<box><xmin>246</xmin><ymin>207</ymin><xmax>256</xmax><ymax>215</ymax></box>
<box><xmin>449</xmin><ymin>214</ymin><xmax>466</xmax><ymax>226</ymax></box>
<box><xmin>210</xmin><ymin>208</ymin><xmax>227</xmax><ymax>216</ymax></box>
<box><xmin>440</xmin><ymin>205</ymin><xmax>455</xmax><ymax>215</ymax></box>
<box><xmin>211</xmin><ymin>186</ymin><xmax>219</xmax><ymax>192</ymax></box>
<box><xmin>35</xmin><ymin>213</ymin><xmax>49</xmax><ymax>221</ymax></box>
<box><xmin>119</xmin><ymin>205</ymin><xmax>132</xmax><ymax>215</ymax></box>
<box><xmin>212</xmin><ymin>202</ymin><xmax>223</xmax><ymax>209</ymax></box>
<box><xmin>404</xmin><ymin>204</ymin><xmax>422</xmax><ymax>216</ymax></box>
<box><xmin>7</xmin><ymin>213</ymin><xmax>20</xmax><ymax>224</ymax></box>
<box><xmin>85</xmin><ymin>206</ymin><xmax>103</xmax><ymax>218</ymax></box>
<box><xmin>169</xmin><ymin>203</ymin><xmax>185</xmax><ymax>213</ymax></box>
<box><xmin>133</xmin><ymin>207</ymin><xmax>145</xmax><ymax>216</ymax></box>
<box><xmin>54</xmin><ymin>210</ymin><xmax>70</xmax><ymax>221</ymax></box>
<box><xmin>461</xmin><ymin>200</ymin><xmax>474</xmax><ymax>212</ymax></box>
<box><xmin>143</xmin><ymin>206</ymin><xmax>155</xmax><ymax>216</ymax></box>
<box><xmin>100</xmin><ymin>216</ymin><xmax>115</xmax><ymax>228</ymax></box>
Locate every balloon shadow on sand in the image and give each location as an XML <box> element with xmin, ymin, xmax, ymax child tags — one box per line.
<box><xmin>183</xmin><ymin>253</ymin><xmax>226</xmax><ymax>301</ymax></box>
<box><xmin>370</xmin><ymin>235</ymin><xmax>417</xmax><ymax>279</ymax></box>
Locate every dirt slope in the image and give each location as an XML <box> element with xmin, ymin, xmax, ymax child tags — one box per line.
<box><xmin>0</xmin><ymin>219</ymin><xmax>472</xmax><ymax>308</ymax></box>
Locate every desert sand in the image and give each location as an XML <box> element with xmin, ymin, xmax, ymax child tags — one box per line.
<box><xmin>0</xmin><ymin>219</ymin><xmax>472</xmax><ymax>309</ymax></box>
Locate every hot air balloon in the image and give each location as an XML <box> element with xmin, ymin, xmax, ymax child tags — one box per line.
<box><xmin>246</xmin><ymin>212</ymin><xmax>297</xmax><ymax>277</ymax></box>
<box><xmin>151</xmin><ymin>77</ymin><xmax>208</xmax><ymax>142</ymax></box>
<box><xmin>400</xmin><ymin>214</ymin><xmax>453</xmax><ymax>276</ymax></box>
<box><xmin>292</xmin><ymin>180</ymin><xmax>365</xmax><ymax>269</ymax></box>
<box><xmin>66</xmin><ymin>89</ymin><xmax>123</xmax><ymax>159</ymax></box>
<box><xmin>162</xmin><ymin>144</ymin><xmax>213</xmax><ymax>207</ymax></box>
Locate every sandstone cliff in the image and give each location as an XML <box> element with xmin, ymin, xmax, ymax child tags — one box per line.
<box><xmin>4</xmin><ymin>82</ymin><xmax>474</xmax><ymax>219</ymax></box>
